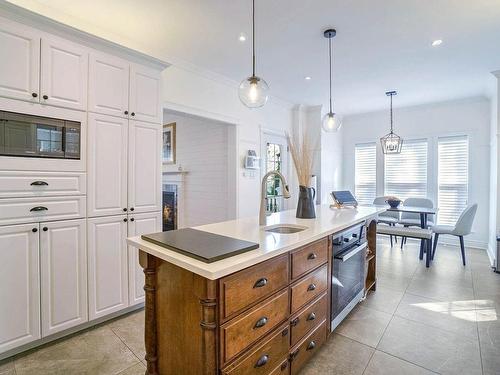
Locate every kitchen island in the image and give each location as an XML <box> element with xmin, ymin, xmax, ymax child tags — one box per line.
<box><xmin>127</xmin><ymin>205</ymin><xmax>383</xmax><ymax>375</ymax></box>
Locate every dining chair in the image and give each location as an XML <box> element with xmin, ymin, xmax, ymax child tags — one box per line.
<box><xmin>431</xmin><ymin>203</ymin><xmax>478</xmax><ymax>266</ymax></box>
<box><xmin>398</xmin><ymin>197</ymin><xmax>435</xmax><ymax>249</ymax></box>
<box><xmin>373</xmin><ymin>196</ymin><xmax>400</xmax><ymax>247</ymax></box>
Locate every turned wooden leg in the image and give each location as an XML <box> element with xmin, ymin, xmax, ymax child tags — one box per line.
<box><xmin>140</xmin><ymin>251</ymin><xmax>159</xmax><ymax>375</ymax></box>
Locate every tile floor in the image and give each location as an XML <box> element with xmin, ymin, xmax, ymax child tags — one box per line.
<box><xmin>0</xmin><ymin>237</ymin><xmax>499</xmax><ymax>375</ymax></box>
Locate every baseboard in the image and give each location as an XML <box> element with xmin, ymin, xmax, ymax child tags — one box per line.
<box><xmin>487</xmin><ymin>243</ymin><xmax>497</xmax><ymax>268</ymax></box>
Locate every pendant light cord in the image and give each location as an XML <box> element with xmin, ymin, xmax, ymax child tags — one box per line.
<box><xmin>390</xmin><ymin>93</ymin><xmax>393</xmax><ymax>133</ymax></box>
<box><xmin>252</xmin><ymin>0</ymin><xmax>256</xmax><ymax>77</ymax></box>
<box><xmin>328</xmin><ymin>35</ymin><xmax>333</xmax><ymax>114</ymax></box>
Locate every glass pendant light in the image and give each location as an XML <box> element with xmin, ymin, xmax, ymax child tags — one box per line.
<box><xmin>380</xmin><ymin>91</ymin><xmax>403</xmax><ymax>154</ymax></box>
<box><xmin>322</xmin><ymin>29</ymin><xmax>342</xmax><ymax>132</ymax></box>
<box><xmin>238</xmin><ymin>0</ymin><xmax>269</xmax><ymax>108</ymax></box>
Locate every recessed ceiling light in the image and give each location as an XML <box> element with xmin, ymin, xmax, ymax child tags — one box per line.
<box><xmin>305</xmin><ymin>76</ymin><xmax>312</xmax><ymax>80</ymax></box>
<box><xmin>238</xmin><ymin>33</ymin><xmax>247</xmax><ymax>42</ymax></box>
<box><xmin>432</xmin><ymin>39</ymin><xmax>443</xmax><ymax>47</ymax></box>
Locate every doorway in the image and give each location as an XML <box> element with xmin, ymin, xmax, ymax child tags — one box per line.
<box><xmin>261</xmin><ymin>132</ymin><xmax>289</xmax><ymax>213</ymax></box>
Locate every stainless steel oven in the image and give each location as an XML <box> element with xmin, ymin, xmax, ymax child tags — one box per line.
<box><xmin>331</xmin><ymin>222</ymin><xmax>367</xmax><ymax>330</ymax></box>
<box><xmin>0</xmin><ymin>110</ymin><xmax>81</xmax><ymax>159</ymax></box>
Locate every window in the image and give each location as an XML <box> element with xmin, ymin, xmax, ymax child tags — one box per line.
<box><xmin>355</xmin><ymin>143</ymin><xmax>376</xmax><ymax>204</ymax></box>
<box><xmin>265</xmin><ymin>142</ymin><xmax>284</xmax><ymax>212</ymax></box>
<box><xmin>437</xmin><ymin>136</ymin><xmax>468</xmax><ymax>225</ymax></box>
<box><xmin>384</xmin><ymin>139</ymin><xmax>428</xmax><ymax>201</ymax></box>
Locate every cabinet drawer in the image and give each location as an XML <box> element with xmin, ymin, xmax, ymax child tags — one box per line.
<box><xmin>0</xmin><ymin>171</ymin><xmax>86</xmax><ymax>198</ymax></box>
<box><xmin>270</xmin><ymin>360</ymin><xmax>290</xmax><ymax>375</ymax></box>
<box><xmin>290</xmin><ymin>320</ymin><xmax>327</xmax><ymax>375</ymax></box>
<box><xmin>221</xmin><ymin>290</ymin><xmax>289</xmax><ymax>364</ymax></box>
<box><xmin>290</xmin><ymin>292</ymin><xmax>327</xmax><ymax>346</ymax></box>
<box><xmin>220</xmin><ymin>254</ymin><xmax>289</xmax><ymax>321</ymax></box>
<box><xmin>221</xmin><ymin>324</ymin><xmax>290</xmax><ymax>375</ymax></box>
<box><xmin>290</xmin><ymin>264</ymin><xmax>328</xmax><ymax>313</ymax></box>
<box><xmin>291</xmin><ymin>238</ymin><xmax>328</xmax><ymax>280</ymax></box>
<box><xmin>0</xmin><ymin>196</ymin><xmax>86</xmax><ymax>225</ymax></box>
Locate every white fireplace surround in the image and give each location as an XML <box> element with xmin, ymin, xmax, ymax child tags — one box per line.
<box><xmin>162</xmin><ymin>171</ymin><xmax>187</xmax><ymax>229</ymax></box>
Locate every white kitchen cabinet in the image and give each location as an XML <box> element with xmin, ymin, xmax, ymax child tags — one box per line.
<box><xmin>127</xmin><ymin>211</ymin><xmax>161</xmax><ymax>305</ymax></box>
<box><xmin>129</xmin><ymin>64</ymin><xmax>161</xmax><ymax>124</ymax></box>
<box><xmin>40</xmin><ymin>36</ymin><xmax>88</xmax><ymax>111</ymax></box>
<box><xmin>88</xmin><ymin>53</ymin><xmax>129</xmax><ymax>118</ymax></box>
<box><xmin>40</xmin><ymin>219</ymin><xmax>87</xmax><ymax>336</ymax></box>
<box><xmin>87</xmin><ymin>215</ymin><xmax>129</xmax><ymax>320</ymax></box>
<box><xmin>0</xmin><ymin>223</ymin><xmax>40</xmax><ymax>354</ymax></box>
<box><xmin>128</xmin><ymin>120</ymin><xmax>162</xmax><ymax>214</ymax></box>
<box><xmin>87</xmin><ymin>113</ymin><xmax>128</xmax><ymax>217</ymax></box>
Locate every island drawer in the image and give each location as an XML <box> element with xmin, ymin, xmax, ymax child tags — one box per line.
<box><xmin>290</xmin><ymin>292</ymin><xmax>327</xmax><ymax>346</ymax></box>
<box><xmin>220</xmin><ymin>254</ymin><xmax>289</xmax><ymax>321</ymax></box>
<box><xmin>221</xmin><ymin>289</ymin><xmax>289</xmax><ymax>364</ymax></box>
<box><xmin>290</xmin><ymin>238</ymin><xmax>328</xmax><ymax>280</ymax></box>
<box><xmin>221</xmin><ymin>324</ymin><xmax>290</xmax><ymax>375</ymax></box>
<box><xmin>290</xmin><ymin>264</ymin><xmax>328</xmax><ymax>313</ymax></box>
<box><xmin>289</xmin><ymin>320</ymin><xmax>327</xmax><ymax>375</ymax></box>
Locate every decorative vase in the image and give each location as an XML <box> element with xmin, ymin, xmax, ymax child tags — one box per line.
<box><xmin>296</xmin><ymin>185</ymin><xmax>316</xmax><ymax>219</ymax></box>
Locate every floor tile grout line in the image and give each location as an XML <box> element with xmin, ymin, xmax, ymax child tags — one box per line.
<box><xmin>108</xmin><ymin>326</ymin><xmax>145</xmax><ymax>366</ymax></box>
<box><xmin>374</xmin><ymin>347</ymin><xmax>441</xmax><ymax>374</ymax></box>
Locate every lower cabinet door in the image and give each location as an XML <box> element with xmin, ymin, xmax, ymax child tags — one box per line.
<box><xmin>88</xmin><ymin>215</ymin><xmax>129</xmax><ymax>320</ymax></box>
<box><xmin>127</xmin><ymin>211</ymin><xmax>161</xmax><ymax>305</ymax></box>
<box><xmin>40</xmin><ymin>219</ymin><xmax>87</xmax><ymax>336</ymax></box>
<box><xmin>0</xmin><ymin>223</ymin><xmax>40</xmax><ymax>354</ymax></box>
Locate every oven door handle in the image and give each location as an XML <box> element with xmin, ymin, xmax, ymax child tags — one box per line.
<box><xmin>334</xmin><ymin>242</ymin><xmax>367</xmax><ymax>262</ymax></box>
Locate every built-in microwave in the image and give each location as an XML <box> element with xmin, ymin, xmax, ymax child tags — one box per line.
<box><xmin>0</xmin><ymin>110</ymin><xmax>81</xmax><ymax>159</ymax></box>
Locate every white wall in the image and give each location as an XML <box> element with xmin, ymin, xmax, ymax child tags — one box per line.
<box><xmin>489</xmin><ymin>72</ymin><xmax>500</xmax><ymax>263</ymax></box>
<box><xmin>162</xmin><ymin>112</ymin><xmax>234</xmax><ymax>227</ymax></box>
<box><xmin>342</xmin><ymin>97</ymin><xmax>491</xmax><ymax>248</ymax></box>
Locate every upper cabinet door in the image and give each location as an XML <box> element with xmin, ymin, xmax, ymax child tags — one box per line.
<box><xmin>0</xmin><ymin>223</ymin><xmax>40</xmax><ymax>354</ymax></box>
<box><xmin>87</xmin><ymin>113</ymin><xmax>128</xmax><ymax>217</ymax></box>
<box><xmin>40</xmin><ymin>219</ymin><xmax>87</xmax><ymax>336</ymax></box>
<box><xmin>129</xmin><ymin>64</ymin><xmax>161</xmax><ymax>124</ymax></box>
<box><xmin>0</xmin><ymin>18</ymin><xmax>40</xmax><ymax>102</ymax></box>
<box><xmin>40</xmin><ymin>36</ymin><xmax>88</xmax><ymax>111</ymax></box>
<box><xmin>128</xmin><ymin>120</ymin><xmax>161</xmax><ymax>214</ymax></box>
<box><xmin>88</xmin><ymin>53</ymin><xmax>129</xmax><ymax>118</ymax></box>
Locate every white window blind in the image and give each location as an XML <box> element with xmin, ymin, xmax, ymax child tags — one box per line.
<box><xmin>384</xmin><ymin>139</ymin><xmax>428</xmax><ymax>201</ymax></box>
<box><xmin>437</xmin><ymin>136</ymin><xmax>469</xmax><ymax>225</ymax></box>
<box><xmin>355</xmin><ymin>143</ymin><xmax>376</xmax><ymax>205</ymax></box>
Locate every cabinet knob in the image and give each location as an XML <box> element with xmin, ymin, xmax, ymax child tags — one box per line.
<box><xmin>31</xmin><ymin>181</ymin><xmax>48</xmax><ymax>186</ymax></box>
<box><xmin>290</xmin><ymin>348</ymin><xmax>300</xmax><ymax>361</ymax></box>
<box><xmin>123</xmin><ymin>208</ymin><xmax>128</xmax><ymax>212</ymax></box>
<box><xmin>280</xmin><ymin>361</ymin><xmax>288</xmax><ymax>370</ymax></box>
<box><xmin>124</xmin><ymin>110</ymin><xmax>129</xmax><ymax>115</ymax></box>
<box><xmin>130</xmin><ymin>207</ymin><xmax>134</xmax><ymax>211</ymax></box>
<box><xmin>130</xmin><ymin>218</ymin><xmax>135</xmax><ymax>222</ymax></box>
<box><xmin>43</xmin><ymin>227</ymin><xmax>48</xmax><ymax>231</ymax></box>
<box><xmin>307</xmin><ymin>283</ymin><xmax>316</xmax><ymax>292</ymax></box>
<box><xmin>42</xmin><ymin>95</ymin><xmax>48</xmax><ymax>100</ymax></box>
<box><xmin>307</xmin><ymin>253</ymin><xmax>317</xmax><ymax>260</ymax></box>
<box><xmin>131</xmin><ymin>112</ymin><xmax>135</xmax><ymax>116</ymax></box>
<box><xmin>253</xmin><ymin>277</ymin><xmax>268</xmax><ymax>288</ymax></box>
<box><xmin>32</xmin><ymin>92</ymin><xmax>38</xmax><ymax>98</ymax></box>
<box><xmin>253</xmin><ymin>317</ymin><xmax>268</xmax><ymax>329</ymax></box>
<box><xmin>254</xmin><ymin>355</ymin><xmax>269</xmax><ymax>368</ymax></box>
<box><xmin>291</xmin><ymin>317</ymin><xmax>300</xmax><ymax>327</ymax></box>
<box><xmin>123</xmin><ymin>218</ymin><xmax>128</xmax><ymax>222</ymax></box>
<box><xmin>32</xmin><ymin>228</ymin><xmax>38</xmax><ymax>233</ymax></box>
<box><xmin>306</xmin><ymin>340</ymin><xmax>316</xmax><ymax>351</ymax></box>
<box><xmin>307</xmin><ymin>312</ymin><xmax>316</xmax><ymax>321</ymax></box>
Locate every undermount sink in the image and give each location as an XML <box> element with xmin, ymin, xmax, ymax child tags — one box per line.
<box><xmin>264</xmin><ymin>224</ymin><xmax>308</xmax><ymax>234</ymax></box>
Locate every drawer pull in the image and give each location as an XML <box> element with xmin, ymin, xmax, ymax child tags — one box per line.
<box><xmin>282</xmin><ymin>327</ymin><xmax>289</xmax><ymax>336</ymax></box>
<box><xmin>30</xmin><ymin>206</ymin><xmax>48</xmax><ymax>212</ymax></box>
<box><xmin>307</xmin><ymin>253</ymin><xmax>317</xmax><ymax>260</ymax></box>
<box><xmin>290</xmin><ymin>348</ymin><xmax>300</xmax><ymax>360</ymax></box>
<box><xmin>307</xmin><ymin>340</ymin><xmax>316</xmax><ymax>351</ymax></box>
<box><xmin>307</xmin><ymin>312</ymin><xmax>316</xmax><ymax>321</ymax></box>
<box><xmin>30</xmin><ymin>181</ymin><xmax>48</xmax><ymax>186</ymax></box>
<box><xmin>254</xmin><ymin>317</ymin><xmax>268</xmax><ymax>329</ymax></box>
<box><xmin>253</xmin><ymin>277</ymin><xmax>268</xmax><ymax>288</ymax></box>
<box><xmin>281</xmin><ymin>361</ymin><xmax>288</xmax><ymax>370</ymax></box>
<box><xmin>254</xmin><ymin>355</ymin><xmax>269</xmax><ymax>368</ymax></box>
<box><xmin>307</xmin><ymin>283</ymin><xmax>317</xmax><ymax>292</ymax></box>
<box><xmin>291</xmin><ymin>317</ymin><xmax>300</xmax><ymax>327</ymax></box>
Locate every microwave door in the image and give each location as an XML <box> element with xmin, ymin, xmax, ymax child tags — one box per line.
<box><xmin>0</xmin><ymin>116</ymin><xmax>38</xmax><ymax>156</ymax></box>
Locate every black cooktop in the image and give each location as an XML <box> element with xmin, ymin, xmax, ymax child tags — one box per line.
<box><xmin>141</xmin><ymin>228</ymin><xmax>259</xmax><ymax>263</ymax></box>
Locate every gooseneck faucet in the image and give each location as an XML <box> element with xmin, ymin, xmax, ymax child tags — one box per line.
<box><xmin>260</xmin><ymin>171</ymin><xmax>291</xmax><ymax>226</ymax></box>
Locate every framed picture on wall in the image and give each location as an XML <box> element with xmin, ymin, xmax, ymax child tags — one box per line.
<box><xmin>163</xmin><ymin>122</ymin><xmax>176</xmax><ymax>164</ymax></box>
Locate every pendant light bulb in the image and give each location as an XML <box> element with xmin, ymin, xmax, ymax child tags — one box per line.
<box><xmin>239</xmin><ymin>0</ymin><xmax>269</xmax><ymax>108</ymax></box>
<box><xmin>322</xmin><ymin>112</ymin><xmax>342</xmax><ymax>132</ymax></box>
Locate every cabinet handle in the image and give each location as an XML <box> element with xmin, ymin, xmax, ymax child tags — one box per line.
<box><xmin>124</xmin><ymin>110</ymin><xmax>129</xmax><ymax>115</ymax></box>
<box><xmin>123</xmin><ymin>218</ymin><xmax>128</xmax><ymax>222</ymax></box>
<box><xmin>254</xmin><ymin>355</ymin><xmax>269</xmax><ymax>368</ymax></box>
<box><xmin>130</xmin><ymin>218</ymin><xmax>135</xmax><ymax>222</ymax></box>
<box><xmin>131</xmin><ymin>112</ymin><xmax>135</xmax><ymax>116</ymax></box>
<box><xmin>307</xmin><ymin>312</ymin><xmax>316</xmax><ymax>321</ymax></box>
<box><xmin>130</xmin><ymin>207</ymin><xmax>134</xmax><ymax>211</ymax></box>
<box><xmin>42</xmin><ymin>95</ymin><xmax>48</xmax><ymax>100</ymax></box>
<box><xmin>306</xmin><ymin>340</ymin><xmax>316</xmax><ymax>351</ymax></box>
<box><xmin>43</xmin><ymin>227</ymin><xmax>48</xmax><ymax>231</ymax></box>
<box><xmin>307</xmin><ymin>283</ymin><xmax>316</xmax><ymax>292</ymax></box>
<box><xmin>254</xmin><ymin>317</ymin><xmax>268</xmax><ymax>329</ymax></box>
<box><xmin>123</xmin><ymin>208</ymin><xmax>128</xmax><ymax>212</ymax></box>
<box><xmin>280</xmin><ymin>361</ymin><xmax>288</xmax><ymax>370</ymax></box>
<box><xmin>32</xmin><ymin>228</ymin><xmax>38</xmax><ymax>233</ymax></box>
<box><xmin>290</xmin><ymin>348</ymin><xmax>300</xmax><ymax>361</ymax></box>
<box><xmin>31</xmin><ymin>92</ymin><xmax>38</xmax><ymax>98</ymax></box>
<box><xmin>307</xmin><ymin>253</ymin><xmax>317</xmax><ymax>260</ymax></box>
<box><xmin>253</xmin><ymin>277</ymin><xmax>268</xmax><ymax>288</ymax></box>
<box><xmin>30</xmin><ymin>181</ymin><xmax>49</xmax><ymax>186</ymax></box>
<box><xmin>282</xmin><ymin>327</ymin><xmax>289</xmax><ymax>336</ymax></box>
<box><xmin>30</xmin><ymin>206</ymin><xmax>48</xmax><ymax>212</ymax></box>
<box><xmin>291</xmin><ymin>317</ymin><xmax>300</xmax><ymax>327</ymax></box>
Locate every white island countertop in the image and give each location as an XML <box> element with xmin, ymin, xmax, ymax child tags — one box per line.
<box><xmin>127</xmin><ymin>204</ymin><xmax>384</xmax><ymax>280</ymax></box>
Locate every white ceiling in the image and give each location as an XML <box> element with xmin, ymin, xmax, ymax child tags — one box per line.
<box><xmin>9</xmin><ymin>0</ymin><xmax>500</xmax><ymax>114</ymax></box>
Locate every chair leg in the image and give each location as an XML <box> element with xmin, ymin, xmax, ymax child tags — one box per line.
<box><xmin>401</xmin><ymin>236</ymin><xmax>405</xmax><ymax>250</ymax></box>
<box><xmin>432</xmin><ymin>233</ymin><xmax>439</xmax><ymax>260</ymax></box>
<box><xmin>459</xmin><ymin>235</ymin><xmax>466</xmax><ymax>266</ymax></box>
<box><xmin>390</xmin><ymin>234</ymin><xmax>393</xmax><ymax>247</ymax></box>
<box><xmin>425</xmin><ymin>238</ymin><xmax>431</xmax><ymax>267</ymax></box>
<box><xmin>419</xmin><ymin>240</ymin><xmax>424</xmax><ymax>260</ymax></box>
